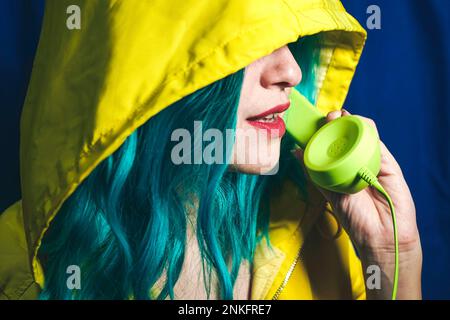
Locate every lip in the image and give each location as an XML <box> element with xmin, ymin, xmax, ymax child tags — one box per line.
<box><xmin>247</xmin><ymin>102</ymin><xmax>291</xmax><ymax>120</ymax></box>
<box><xmin>246</xmin><ymin>102</ymin><xmax>290</xmax><ymax>138</ymax></box>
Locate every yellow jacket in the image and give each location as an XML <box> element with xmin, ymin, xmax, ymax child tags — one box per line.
<box><xmin>0</xmin><ymin>0</ymin><xmax>367</xmax><ymax>299</ymax></box>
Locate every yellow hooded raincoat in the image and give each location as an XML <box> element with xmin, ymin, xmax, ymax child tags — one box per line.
<box><xmin>0</xmin><ymin>0</ymin><xmax>368</xmax><ymax>300</ymax></box>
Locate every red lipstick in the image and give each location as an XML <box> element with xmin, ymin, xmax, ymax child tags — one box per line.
<box><xmin>246</xmin><ymin>102</ymin><xmax>290</xmax><ymax>138</ymax></box>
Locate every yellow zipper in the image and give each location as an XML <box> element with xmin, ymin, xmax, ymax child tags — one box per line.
<box><xmin>270</xmin><ymin>199</ymin><xmax>326</xmax><ymax>300</ymax></box>
<box><xmin>271</xmin><ymin>243</ymin><xmax>305</xmax><ymax>300</ymax></box>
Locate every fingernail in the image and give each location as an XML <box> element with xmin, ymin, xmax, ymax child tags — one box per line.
<box><xmin>327</xmin><ymin>110</ymin><xmax>341</xmax><ymax>120</ymax></box>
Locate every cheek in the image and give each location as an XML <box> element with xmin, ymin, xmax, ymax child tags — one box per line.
<box><xmin>235</xmin><ymin>98</ymin><xmax>252</xmax><ymax>128</ymax></box>
<box><xmin>236</xmin><ymin>65</ymin><xmax>263</xmax><ymax>123</ymax></box>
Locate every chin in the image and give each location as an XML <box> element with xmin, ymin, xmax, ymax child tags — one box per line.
<box><xmin>230</xmin><ymin>140</ymin><xmax>281</xmax><ymax>175</ymax></box>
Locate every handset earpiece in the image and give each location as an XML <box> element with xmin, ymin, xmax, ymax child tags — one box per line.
<box><xmin>286</xmin><ymin>88</ymin><xmax>381</xmax><ymax>194</ymax></box>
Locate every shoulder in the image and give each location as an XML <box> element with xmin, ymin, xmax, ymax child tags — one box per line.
<box><xmin>0</xmin><ymin>201</ymin><xmax>40</xmax><ymax>300</ymax></box>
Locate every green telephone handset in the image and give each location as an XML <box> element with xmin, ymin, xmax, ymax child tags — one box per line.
<box><xmin>286</xmin><ymin>88</ymin><xmax>381</xmax><ymax>194</ymax></box>
<box><xmin>286</xmin><ymin>88</ymin><xmax>399</xmax><ymax>300</ymax></box>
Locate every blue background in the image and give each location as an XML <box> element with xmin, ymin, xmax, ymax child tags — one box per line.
<box><xmin>1</xmin><ymin>0</ymin><xmax>449</xmax><ymax>299</ymax></box>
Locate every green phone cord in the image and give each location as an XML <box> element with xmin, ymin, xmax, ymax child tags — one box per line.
<box><xmin>359</xmin><ymin>167</ymin><xmax>399</xmax><ymax>300</ymax></box>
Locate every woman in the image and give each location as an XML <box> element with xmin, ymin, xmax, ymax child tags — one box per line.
<box><xmin>0</xmin><ymin>0</ymin><xmax>422</xmax><ymax>300</ymax></box>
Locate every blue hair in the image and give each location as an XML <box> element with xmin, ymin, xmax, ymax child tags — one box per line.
<box><xmin>289</xmin><ymin>34</ymin><xmax>322</xmax><ymax>104</ymax></box>
<box><xmin>38</xmin><ymin>38</ymin><xmax>320</xmax><ymax>300</ymax></box>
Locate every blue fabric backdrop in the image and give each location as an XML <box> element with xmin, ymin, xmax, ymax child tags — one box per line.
<box><xmin>1</xmin><ymin>0</ymin><xmax>449</xmax><ymax>299</ymax></box>
<box><xmin>342</xmin><ymin>0</ymin><xmax>450</xmax><ymax>299</ymax></box>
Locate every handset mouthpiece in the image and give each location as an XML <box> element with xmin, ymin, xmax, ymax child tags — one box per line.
<box><xmin>286</xmin><ymin>88</ymin><xmax>326</xmax><ymax>149</ymax></box>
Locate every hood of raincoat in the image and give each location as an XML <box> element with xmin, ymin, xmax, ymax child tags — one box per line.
<box><xmin>1</xmin><ymin>0</ymin><xmax>366</xmax><ymax>299</ymax></box>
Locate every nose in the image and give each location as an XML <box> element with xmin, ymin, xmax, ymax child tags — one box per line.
<box><xmin>260</xmin><ymin>45</ymin><xmax>302</xmax><ymax>91</ymax></box>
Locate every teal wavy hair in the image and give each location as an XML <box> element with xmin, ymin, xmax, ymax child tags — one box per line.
<box><xmin>38</xmin><ymin>37</ymin><xmax>320</xmax><ymax>300</ymax></box>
